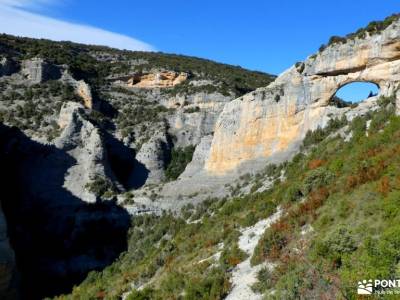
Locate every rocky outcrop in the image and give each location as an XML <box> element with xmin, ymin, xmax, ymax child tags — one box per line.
<box><xmin>0</xmin><ymin>122</ymin><xmax>130</xmax><ymax>299</ymax></box>
<box><xmin>55</xmin><ymin>102</ymin><xmax>120</xmax><ymax>202</ymax></box>
<box><xmin>179</xmin><ymin>135</ymin><xmax>212</xmax><ymax>178</ymax></box>
<box><xmin>204</xmin><ymin>19</ymin><xmax>400</xmax><ymax>175</ymax></box>
<box><xmin>21</xmin><ymin>58</ymin><xmax>61</xmax><ymax>84</ymax></box>
<box><xmin>61</xmin><ymin>71</ymin><xmax>94</xmax><ymax>109</ymax></box>
<box><xmin>57</xmin><ymin>101</ymin><xmax>85</xmax><ymax>129</ymax></box>
<box><xmin>125</xmin><ymin>71</ymin><xmax>188</xmax><ymax>88</ymax></box>
<box><xmin>134</xmin><ymin>131</ymin><xmax>171</xmax><ymax>185</ymax></box>
<box><xmin>166</xmin><ymin>92</ymin><xmax>231</xmax><ymax>147</ymax></box>
<box><xmin>76</xmin><ymin>80</ymin><xmax>93</xmax><ymax>109</ymax></box>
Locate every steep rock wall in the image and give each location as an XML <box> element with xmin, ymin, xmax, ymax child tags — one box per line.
<box><xmin>55</xmin><ymin>102</ymin><xmax>122</xmax><ymax>202</ymax></box>
<box><xmin>205</xmin><ymin>19</ymin><xmax>400</xmax><ymax>175</ymax></box>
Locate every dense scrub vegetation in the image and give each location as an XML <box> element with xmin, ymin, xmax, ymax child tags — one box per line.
<box><xmin>250</xmin><ymin>95</ymin><xmax>399</xmax><ymax>299</ymax></box>
<box><xmin>0</xmin><ymin>34</ymin><xmax>276</xmax><ymax>150</ymax></box>
<box><xmin>56</xmin><ymin>179</ymin><xmax>278</xmax><ymax>299</ymax></box>
<box><xmin>319</xmin><ymin>13</ymin><xmax>400</xmax><ymax>52</ymax></box>
<box><xmin>85</xmin><ymin>175</ymin><xmax>117</xmax><ymax>199</ymax></box>
<box><xmin>165</xmin><ymin>146</ymin><xmax>195</xmax><ymax>180</ymax></box>
<box><xmin>0</xmin><ymin>34</ymin><xmax>275</xmax><ymax>96</ymax></box>
<box><xmin>0</xmin><ymin>80</ymin><xmax>80</xmax><ymax>140</ymax></box>
<box><xmin>53</xmin><ymin>94</ymin><xmax>400</xmax><ymax>300</ymax></box>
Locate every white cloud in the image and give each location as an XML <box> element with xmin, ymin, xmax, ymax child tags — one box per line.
<box><xmin>0</xmin><ymin>0</ymin><xmax>54</xmax><ymax>8</ymax></box>
<box><xmin>0</xmin><ymin>2</ymin><xmax>155</xmax><ymax>51</ymax></box>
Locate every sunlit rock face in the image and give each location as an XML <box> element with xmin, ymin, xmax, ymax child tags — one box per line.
<box><xmin>205</xmin><ymin>19</ymin><xmax>400</xmax><ymax>175</ymax></box>
<box><xmin>76</xmin><ymin>80</ymin><xmax>93</xmax><ymax>109</ymax></box>
<box><xmin>125</xmin><ymin>71</ymin><xmax>188</xmax><ymax>88</ymax></box>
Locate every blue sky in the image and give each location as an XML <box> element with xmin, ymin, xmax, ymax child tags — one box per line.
<box><xmin>0</xmin><ymin>1</ymin><xmax>398</xmax><ymax>101</ymax></box>
<box><xmin>336</xmin><ymin>82</ymin><xmax>379</xmax><ymax>103</ymax></box>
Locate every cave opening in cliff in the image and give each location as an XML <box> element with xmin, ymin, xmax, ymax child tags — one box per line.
<box><xmin>330</xmin><ymin>81</ymin><xmax>380</xmax><ymax>107</ymax></box>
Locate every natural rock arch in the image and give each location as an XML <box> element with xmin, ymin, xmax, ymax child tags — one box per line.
<box><xmin>204</xmin><ymin>19</ymin><xmax>400</xmax><ymax>175</ymax></box>
<box><xmin>329</xmin><ymin>81</ymin><xmax>380</xmax><ymax>104</ymax></box>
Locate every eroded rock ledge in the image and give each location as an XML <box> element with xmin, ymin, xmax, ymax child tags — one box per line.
<box><xmin>119</xmin><ymin>71</ymin><xmax>188</xmax><ymax>89</ymax></box>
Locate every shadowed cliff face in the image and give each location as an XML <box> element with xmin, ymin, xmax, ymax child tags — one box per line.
<box><xmin>0</xmin><ymin>129</ymin><xmax>17</xmax><ymax>300</ymax></box>
<box><xmin>0</xmin><ymin>124</ymin><xmax>130</xmax><ymax>300</ymax></box>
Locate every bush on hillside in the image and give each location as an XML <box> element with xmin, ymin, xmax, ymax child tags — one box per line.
<box><xmin>165</xmin><ymin>146</ymin><xmax>195</xmax><ymax>180</ymax></box>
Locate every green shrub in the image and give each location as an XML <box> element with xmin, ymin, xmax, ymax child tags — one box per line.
<box><xmin>165</xmin><ymin>146</ymin><xmax>195</xmax><ymax>180</ymax></box>
<box><xmin>350</xmin><ymin>116</ymin><xmax>367</xmax><ymax>139</ymax></box>
<box><xmin>319</xmin><ymin>14</ymin><xmax>400</xmax><ymax>51</ymax></box>
<box><xmin>314</xmin><ymin>226</ymin><xmax>357</xmax><ymax>259</ymax></box>
<box><xmin>284</xmin><ymin>184</ymin><xmax>303</xmax><ymax>202</ymax></box>
<box><xmin>126</xmin><ymin>288</ymin><xmax>155</xmax><ymax>300</ymax></box>
<box><xmin>184</xmin><ymin>106</ymin><xmax>200</xmax><ymax>113</ymax></box>
<box><xmin>219</xmin><ymin>243</ymin><xmax>247</xmax><ymax>269</ymax></box>
<box><xmin>302</xmin><ymin>168</ymin><xmax>334</xmax><ymax>195</ymax></box>
<box><xmin>85</xmin><ymin>175</ymin><xmax>116</xmax><ymax>198</ymax></box>
<box><xmin>251</xmin><ymin>267</ymin><xmax>274</xmax><ymax>293</ymax></box>
<box><xmin>302</xmin><ymin>117</ymin><xmax>347</xmax><ymax>148</ymax></box>
<box><xmin>184</xmin><ymin>268</ymin><xmax>230</xmax><ymax>300</ymax></box>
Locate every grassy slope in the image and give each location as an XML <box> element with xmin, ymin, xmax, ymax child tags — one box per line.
<box><xmin>249</xmin><ymin>96</ymin><xmax>400</xmax><ymax>299</ymax></box>
<box><xmin>55</xmin><ymin>95</ymin><xmax>400</xmax><ymax>300</ymax></box>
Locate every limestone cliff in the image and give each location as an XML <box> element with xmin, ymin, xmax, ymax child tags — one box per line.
<box><xmin>0</xmin><ymin>32</ymin><xmax>276</xmax><ymax>298</ymax></box>
<box><xmin>55</xmin><ymin>102</ymin><xmax>121</xmax><ymax>202</ymax></box>
<box><xmin>204</xmin><ymin>18</ymin><xmax>400</xmax><ymax>175</ymax></box>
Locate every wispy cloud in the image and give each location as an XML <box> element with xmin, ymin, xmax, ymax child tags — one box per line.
<box><xmin>0</xmin><ymin>0</ymin><xmax>54</xmax><ymax>8</ymax></box>
<box><xmin>0</xmin><ymin>1</ymin><xmax>155</xmax><ymax>51</ymax></box>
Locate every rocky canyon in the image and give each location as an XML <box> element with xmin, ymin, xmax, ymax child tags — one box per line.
<box><xmin>0</xmin><ymin>13</ymin><xmax>399</xmax><ymax>300</ymax></box>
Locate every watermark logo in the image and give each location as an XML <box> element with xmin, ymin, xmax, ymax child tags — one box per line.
<box><xmin>358</xmin><ymin>279</ymin><xmax>373</xmax><ymax>295</ymax></box>
<box><xmin>357</xmin><ymin>279</ymin><xmax>400</xmax><ymax>295</ymax></box>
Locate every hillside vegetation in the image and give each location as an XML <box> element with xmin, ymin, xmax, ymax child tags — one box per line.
<box><xmin>0</xmin><ymin>34</ymin><xmax>275</xmax><ymax>96</ymax></box>
<box><xmin>319</xmin><ymin>13</ymin><xmax>400</xmax><ymax>51</ymax></box>
<box><xmin>54</xmin><ymin>94</ymin><xmax>400</xmax><ymax>299</ymax></box>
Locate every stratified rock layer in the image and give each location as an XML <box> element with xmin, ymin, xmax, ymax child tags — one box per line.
<box><xmin>205</xmin><ymin>19</ymin><xmax>400</xmax><ymax>175</ymax></box>
<box><xmin>126</xmin><ymin>71</ymin><xmax>188</xmax><ymax>88</ymax></box>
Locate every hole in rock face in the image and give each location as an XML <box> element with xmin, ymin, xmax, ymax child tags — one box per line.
<box><xmin>330</xmin><ymin>82</ymin><xmax>380</xmax><ymax>107</ymax></box>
